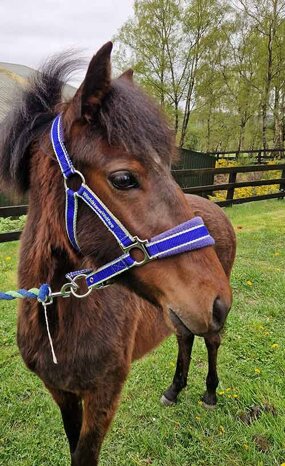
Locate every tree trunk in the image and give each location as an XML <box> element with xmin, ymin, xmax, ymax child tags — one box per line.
<box><xmin>281</xmin><ymin>91</ymin><xmax>285</xmax><ymax>147</ymax></box>
<box><xmin>179</xmin><ymin>74</ymin><xmax>195</xmax><ymax>148</ymax></box>
<box><xmin>273</xmin><ymin>86</ymin><xmax>282</xmax><ymax>151</ymax></box>
<box><xmin>261</xmin><ymin>40</ymin><xmax>272</xmax><ymax>151</ymax></box>
<box><xmin>238</xmin><ymin>120</ymin><xmax>246</xmax><ymax>153</ymax></box>
<box><xmin>261</xmin><ymin>4</ymin><xmax>277</xmax><ymax>150</ymax></box>
<box><xmin>206</xmin><ymin>107</ymin><xmax>212</xmax><ymax>152</ymax></box>
<box><xmin>174</xmin><ymin>98</ymin><xmax>179</xmax><ymax>134</ymax></box>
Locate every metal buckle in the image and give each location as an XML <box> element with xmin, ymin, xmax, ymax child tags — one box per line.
<box><xmin>122</xmin><ymin>236</ymin><xmax>152</xmax><ymax>266</ymax></box>
<box><xmin>40</xmin><ymin>282</ymin><xmax>76</xmax><ymax>306</ymax></box>
<box><xmin>64</xmin><ymin>170</ymin><xmax>86</xmax><ymax>193</ymax></box>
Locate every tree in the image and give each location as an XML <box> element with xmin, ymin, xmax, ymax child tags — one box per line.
<box><xmin>114</xmin><ymin>0</ymin><xmax>285</xmax><ymax>151</ymax></box>
<box><xmin>114</xmin><ymin>0</ymin><xmax>184</xmax><ymax>133</ymax></box>
<box><xmin>234</xmin><ymin>0</ymin><xmax>285</xmax><ymax>149</ymax></box>
<box><xmin>178</xmin><ymin>0</ymin><xmax>229</xmax><ymax>147</ymax></box>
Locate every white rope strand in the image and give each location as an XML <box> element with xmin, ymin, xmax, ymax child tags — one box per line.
<box><xmin>42</xmin><ymin>302</ymin><xmax>58</xmax><ymax>364</ymax></box>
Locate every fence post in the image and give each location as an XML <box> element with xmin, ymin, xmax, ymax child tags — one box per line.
<box><xmin>257</xmin><ymin>151</ymin><xmax>262</xmax><ymax>164</ymax></box>
<box><xmin>280</xmin><ymin>168</ymin><xmax>285</xmax><ymax>192</ymax></box>
<box><xmin>226</xmin><ymin>170</ymin><xmax>237</xmax><ymax>206</ymax></box>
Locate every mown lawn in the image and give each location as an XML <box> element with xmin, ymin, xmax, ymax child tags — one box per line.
<box><xmin>0</xmin><ymin>199</ymin><xmax>284</xmax><ymax>466</ymax></box>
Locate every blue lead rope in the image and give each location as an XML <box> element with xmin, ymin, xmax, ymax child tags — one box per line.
<box><xmin>0</xmin><ymin>284</ymin><xmax>50</xmax><ymax>302</ymax></box>
<box><xmin>0</xmin><ymin>283</ymin><xmax>57</xmax><ymax>362</ymax></box>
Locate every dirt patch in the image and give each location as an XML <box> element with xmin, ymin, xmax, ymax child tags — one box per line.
<box><xmin>238</xmin><ymin>404</ymin><xmax>277</xmax><ymax>425</ymax></box>
<box><xmin>253</xmin><ymin>435</ymin><xmax>271</xmax><ymax>452</ymax></box>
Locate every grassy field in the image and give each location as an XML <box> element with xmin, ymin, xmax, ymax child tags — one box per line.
<box><xmin>0</xmin><ymin>200</ymin><xmax>284</xmax><ymax>466</ymax></box>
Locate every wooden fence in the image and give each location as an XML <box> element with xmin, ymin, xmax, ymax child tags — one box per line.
<box><xmin>1</xmin><ymin>163</ymin><xmax>284</xmax><ymax>243</ymax></box>
<box><xmin>172</xmin><ymin>163</ymin><xmax>285</xmax><ymax>207</ymax></box>
<box><xmin>206</xmin><ymin>148</ymin><xmax>285</xmax><ymax>163</ymax></box>
<box><xmin>0</xmin><ymin>205</ymin><xmax>27</xmax><ymax>243</ymax></box>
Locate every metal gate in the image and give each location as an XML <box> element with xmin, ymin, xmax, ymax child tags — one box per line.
<box><xmin>172</xmin><ymin>149</ymin><xmax>216</xmax><ymax>190</ymax></box>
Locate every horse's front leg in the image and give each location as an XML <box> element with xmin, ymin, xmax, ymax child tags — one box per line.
<box><xmin>202</xmin><ymin>333</ymin><xmax>221</xmax><ymax>408</ymax></box>
<box><xmin>71</xmin><ymin>378</ymin><xmax>125</xmax><ymax>466</ymax></box>
<box><xmin>161</xmin><ymin>332</ymin><xmax>195</xmax><ymax>406</ymax></box>
<box><xmin>47</xmin><ymin>387</ymin><xmax>83</xmax><ymax>454</ymax></box>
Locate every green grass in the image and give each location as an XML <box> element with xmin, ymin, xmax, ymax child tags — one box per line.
<box><xmin>1</xmin><ymin>200</ymin><xmax>285</xmax><ymax>465</ymax></box>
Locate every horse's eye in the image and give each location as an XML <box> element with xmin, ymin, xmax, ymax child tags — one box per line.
<box><xmin>109</xmin><ymin>171</ymin><xmax>139</xmax><ymax>190</ymax></box>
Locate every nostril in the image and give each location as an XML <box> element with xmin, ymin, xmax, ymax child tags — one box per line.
<box><xmin>212</xmin><ymin>297</ymin><xmax>228</xmax><ymax>327</ymax></box>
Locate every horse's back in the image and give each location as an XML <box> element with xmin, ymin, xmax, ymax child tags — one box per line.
<box><xmin>185</xmin><ymin>195</ymin><xmax>236</xmax><ymax>277</ymax></box>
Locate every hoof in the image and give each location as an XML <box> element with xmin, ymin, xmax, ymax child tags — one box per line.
<box><xmin>160</xmin><ymin>395</ymin><xmax>176</xmax><ymax>407</ymax></box>
<box><xmin>202</xmin><ymin>401</ymin><xmax>216</xmax><ymax>410</ymax></box>
<box><xmin>202</xmin><ymin>392</ymin><xmax>217</xmax><ymax>408</ymax></box>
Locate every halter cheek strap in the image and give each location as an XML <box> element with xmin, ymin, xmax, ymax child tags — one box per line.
<box><xmin>51</xmin><ymin>114</ymin><xmax>215</xmax><ymax>290</ymax></box>
<box><xmin>51</xmin><ymin>116</ymin><xmax>134</xmax><ymax>252</ymax></box>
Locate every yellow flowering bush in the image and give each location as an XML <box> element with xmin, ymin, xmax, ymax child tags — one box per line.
<box><xmin>210</xmin><ymin>159</ymin><xmax>283</xmax><ymax>202</ymax></box>
<box><xmin>0</xmin><ymin>216</ymin><xmax>26</xmax><ymax>232</ymax></box>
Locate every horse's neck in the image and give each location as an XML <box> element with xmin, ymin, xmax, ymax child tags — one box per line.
<box><xmin>18</xmin><ymin>208</ymin><xmax>172</xmax><ymax>365</ymax></box>
<box><xmin>18</xmin><ymin>203</ymin><xmax>79</xmax><ymax>290</ymax></box>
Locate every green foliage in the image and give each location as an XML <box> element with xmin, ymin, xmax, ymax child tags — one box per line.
<box><xmin>0</xmin><ymin>216</ymin><xmax>26</xmax><ymax>233</ymax></box>
<box><xmin>114</xmin><ymin>0</ymin><xmax>285</xmax><ymax>152</ymax></box>
<box><xmin>1</xmin><ymin>200</ymin><xmax>285</xmax><ymax>465</ymax></box>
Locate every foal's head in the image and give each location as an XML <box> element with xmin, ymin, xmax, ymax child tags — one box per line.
<box><xmin>0</xmin><ymin>42</ymin><xmax>232</xmax><ymax>335</ymax></box>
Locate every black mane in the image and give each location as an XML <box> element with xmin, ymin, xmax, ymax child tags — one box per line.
<box><xmin>96</xmin><ymin>79</ymin><xmax>174</xmax><ymax>165</ymax></box>
<box><xmin>0</xmin><ymin>53</ymin><xmax>175</xmax><ymax>194</ymax></box>
<box><xmin>0</xmin><ymin>54</ymin><xmax>80</xmax><ymax>192</ymax></box>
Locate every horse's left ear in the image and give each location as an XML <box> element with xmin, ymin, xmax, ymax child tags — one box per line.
<box><xmin>81</xmin><ymin>41</ymin><xmax>113</xmax><ymax>122</ymax></box>
<box><xmin>119</xmin><ymin>69</ymin><xmax>134</xmax><ymax>83</ymax></box>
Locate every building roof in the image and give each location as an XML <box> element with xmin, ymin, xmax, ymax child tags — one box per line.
<box><xmin>0</xmin><ymin>62</ymin><xmax>76</xmax><ymax>122</ymax></box>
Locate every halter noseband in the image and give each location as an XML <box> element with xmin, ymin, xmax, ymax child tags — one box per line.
<box><xmin>51</xmin><ymin>115</ymin><xmax>214</xmax><ymax>290</ymax></box>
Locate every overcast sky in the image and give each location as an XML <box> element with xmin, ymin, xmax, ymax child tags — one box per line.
<box><xmin>1</xmin><ymin>0</ymin><xmax>134</xmax><ymax>83</ymax></box>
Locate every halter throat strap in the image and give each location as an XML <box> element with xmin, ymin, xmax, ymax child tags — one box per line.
<box><xmin>50</xmin><ymin>114</ymin><xmax>215</xmax><ymax>290</ymax></box>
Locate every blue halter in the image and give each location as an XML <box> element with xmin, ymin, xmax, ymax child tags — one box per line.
<box><xmin>50</xmin><ymin>115</ymin><xmax>215</xmax><ymax>290</ymax></box>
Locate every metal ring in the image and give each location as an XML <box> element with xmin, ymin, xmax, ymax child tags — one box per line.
<box><xmin>69</xmin><ymin>274</ymin><xmax>93</xmax><ymax>299</ymax></box>
<box><xmin>64</xmin><ymin>170</ymin><xmax>86</xmax><ymax>193</ymax></box>
<box><xmin>133</xmin><ymin>252</ymin><xmax>150</xmax><ymax>266</ymax></box>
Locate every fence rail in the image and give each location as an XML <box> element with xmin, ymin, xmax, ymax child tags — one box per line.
<box><xmin>206</xmin><ymin>148</ymin><xmax>285</xmax><ymax>163</ymax></box>
<box><xmin>0</xmin><ymin>205</ymin><xmax>28</xmax><ymax>218</ymax></box>
<box><xmin>1</xmin><ymin>163</ymin><xmax>284</xmax><ymax>243</ymax></box>
<box><xmin>172</xmin><ymin>163</ymin><xmax>285</xmax><ymax>176</ymax></box>
<box><xmin>0</xmin><ymin>231</ymin><xmax>22</xmax><ymax>243</ymax></box>
<box><xmin>0</xmin><ymin>205</ymin><xmax>27</xmax><ymax>242</ymax></box>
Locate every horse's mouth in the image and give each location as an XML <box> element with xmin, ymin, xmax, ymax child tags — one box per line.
<box><xmin>168</xmin><ymin>308</ymin><xmax>193</xmax><ymax>336</ymax></box>
<box><xmin>168</xmin><ymin>308</ymin><xmax>223</xmax><ymax>337</ymax></box>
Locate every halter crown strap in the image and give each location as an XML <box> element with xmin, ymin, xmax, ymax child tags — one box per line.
<box><xmin>50</xmin><ymin>115</ymin><xmax>215</xmax><ymax>291</ymax></box>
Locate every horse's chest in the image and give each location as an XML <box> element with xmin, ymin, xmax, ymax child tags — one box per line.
<box><xmin>18</xmin><ymin>310</ymin><xmax>125</xmax><ymax>392</ymax></box>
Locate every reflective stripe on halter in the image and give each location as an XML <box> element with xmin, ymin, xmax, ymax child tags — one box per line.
<box><xmin>50</xmin><ymin>114</ymin><xmax>215</xmax><ymax>290</ymax></box>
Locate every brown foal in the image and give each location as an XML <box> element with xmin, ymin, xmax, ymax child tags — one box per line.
<box><xmin>0</xmin><ymin>43</ymin><xmax>234</xmax><ymax>465</ymax></box>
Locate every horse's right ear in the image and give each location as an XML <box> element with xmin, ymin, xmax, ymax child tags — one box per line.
<box><xmin>80</xmin><ymin>42</ymin><xmax>113</xmax><ymax>122</ymax></box>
